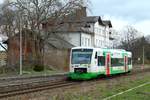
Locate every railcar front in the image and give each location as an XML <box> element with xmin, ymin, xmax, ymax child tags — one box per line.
<box><xmin>68</xmin><ymin>47</ymin><xmax>99</xmax><ymax>80</ymax></box>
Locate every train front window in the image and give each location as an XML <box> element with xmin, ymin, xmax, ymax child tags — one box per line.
<box><xmin>71</xmin><ymin>49</ymin><xmax>93</xmax><ymax>64</ymax></box>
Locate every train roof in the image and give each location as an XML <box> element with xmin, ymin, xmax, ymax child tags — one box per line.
<box><xmin>71</xmin><ymin>47</ymin><xmax>132</xmax><ymax>54</ymax></box>
<box><xmin>72</xmin><ymin>47</ymin><xmax>94</xmax><ymax>50</ymax></box>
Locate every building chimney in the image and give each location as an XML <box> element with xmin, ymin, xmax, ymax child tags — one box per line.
<box><xmin>76</xmin><ymin>7</ymin><xmax>87</xmax><ymax>19</ymax></box>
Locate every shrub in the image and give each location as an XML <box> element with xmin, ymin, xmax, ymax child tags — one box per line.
<box><xmin>33</xmin><ymin>65</ymin><xmax>44</xmax><ymax>72</ymax></box>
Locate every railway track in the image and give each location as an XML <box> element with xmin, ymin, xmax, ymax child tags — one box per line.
<box><xmin>0</xmin><ymin>73</ymin><xmax>67</xmax><ymax>84</ymax></box>
<box><xmin>0</xmin><ymin>67</ymin><xmax>149</xmax><ymax>98</ymax></box>
<box><xmin>0</xmin><ymin>80</ymin><xmax>78</xmax><ymax>98</ymax></box>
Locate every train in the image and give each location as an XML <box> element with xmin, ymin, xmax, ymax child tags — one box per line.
<box><xmin>68</xmin><ymin>47</ymin><xmax>132</xmax><ymax>80</ymax></box>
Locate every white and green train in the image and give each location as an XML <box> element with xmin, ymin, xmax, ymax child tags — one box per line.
<box><xmin>68</xmin><ymin>47</ymin><xmax>132</xmax><ymax>80</ymax></box>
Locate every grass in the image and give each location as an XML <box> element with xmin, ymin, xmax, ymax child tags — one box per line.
<box><xmin>22</xmin><ymin>69</ymin><xmax>65</xmax><ymax>76</ymax></box>
<box><xmin>110</xmin><ymin>83</ymin><xmax>150</xmax><ymax>100</ymax></box>
<box><xmin>0</xmin><ymin>66</ymin><xmax>65</xmax><ymax>77</ymax></box>
<box><xmin>101</xmin><ymin>76</ymin><xmax>150</xmax><ymax>100</ymax></box>
<box><xmin>49</xmin><ymin>71</ymin><xmax>150</xmax><ymax>100</ymax></box>
<box><xmin>21</xmin><ymin>65</ymin><xmax>66</xmax><ymax>76</ymax></box>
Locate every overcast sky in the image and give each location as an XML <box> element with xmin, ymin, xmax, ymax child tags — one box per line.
<box><xmin>90</xmin><ymin>0</ymin><xmax>150</xmax><ymax>36</ymax></box>
<box><xmin>0</xmin><ymin>0</ymin><xmax>150</xmax><ymax>36</ymax></box>
<box><xmin>0</xmin><ymin>0</ymin><xmax>3</xmax><ymax>4</ymax></box>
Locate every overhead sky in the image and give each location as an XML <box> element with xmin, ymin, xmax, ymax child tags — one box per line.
<box><xmin>89</xmin><ymin>0</ymin><xmax>150</xmax><ymax>36</ymax></box>
<box><xmin>0</xmin><ymin>0</ymin><xmax>3</xmax><ymax>4</ymax></box>
<box><xmin>0</xmin><ymin>0</ymin><xmax>149</xmax><ymax>36</ymax></box>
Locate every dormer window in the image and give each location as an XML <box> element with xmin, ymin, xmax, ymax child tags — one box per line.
<box><xmin>84</xmin><ymin>24</ymin><xmax>90</xmax><ymax>28</ymax></box>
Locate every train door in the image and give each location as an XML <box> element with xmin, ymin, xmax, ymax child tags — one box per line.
<box><xmin>106</xmin><ymin>53</ymin><xmax>111</xmax><ymax>76</ymax></box>
<box><xmin>94</xmin><ymin>52</ymin><xmax>98</xmax><ymax>66</ymax></box>
<box><xmin>124</xmin><ymin>56</ymin><xmax>128</xmax><ymax>72</ymax></box>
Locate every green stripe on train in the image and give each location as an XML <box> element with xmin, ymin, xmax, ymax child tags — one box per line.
<box><xmin>68</xmin><ymin>72</ymin><xmax>102</xmax><ymax>80</ymax></box>
<box><xmin>110</xmin><ymin>67</ymin><xmax>125</xmax><ymax>75</ymax></box>
<box><xmin>68</xmin><ymin>65</ymin><xmax>132</xmax><ymax>80</ymax></box>
<box><xmin>110</xmin><ymin>65</ymin><xmax>132</xmax><ymax>75</ymax></box>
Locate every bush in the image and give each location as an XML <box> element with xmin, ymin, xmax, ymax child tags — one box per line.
<box><xmin>33</xmin><ymin>65</ymin><xmax>44</xmax><ymax>72</ymax></box>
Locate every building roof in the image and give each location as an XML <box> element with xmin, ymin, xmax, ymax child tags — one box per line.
<box><xmin>42</xmin><ymin>7</ymin><xmax>112</xmax><ymax>34</ymax></box>
<box><xmin>44</xmin><ymin>16</ymin><xmax>111</xmax><ymax>35</ymax></box>
<box><xmin>81</xmin><ymin>16</ymin><xmax>109</xmax><ymax>26</ymax></box>
<box><xmin>47</xmin><ymin>34</ymin><xmax>74</xmax><ymax>49</ymax></box>
<box><xmin>102</xmin><ymin>20</ymin><xmax>112</xmax><ymax>28</ymax></box>
<box><xmin>81</xmin><ymin>16</ymin><xmax>99</xmax><ymax>23</ymax></box>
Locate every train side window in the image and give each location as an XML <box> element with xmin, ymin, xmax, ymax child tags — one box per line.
<box><xmin>128</xmin><ymin>57</ymin><xmax>132</xmax><ymax>65</ymax></box>
<box><xmin>111</xmin><ymin>58</ymin><xmax>124</xmax><ymax>67</ymax></box>
<box><xmin>98</xmin><ymin>56</ymin><xmax>105</xmax><ymax>66</ymax></box>
<box><xmin>95</xmin><ymin>52</ymin><xmax>97</xmax><ymax>59</ymax></box>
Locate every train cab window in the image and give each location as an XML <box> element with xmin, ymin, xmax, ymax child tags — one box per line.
<box><xmin>98</xmin><ymin>56</ymin><xmax>105</xmax><ymax>66</ymax></box>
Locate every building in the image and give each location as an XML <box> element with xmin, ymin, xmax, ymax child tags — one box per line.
<box><xmin>43</xmin><ymin>7</ymin><xmax>113</xmax><ymax>49</ymax></box>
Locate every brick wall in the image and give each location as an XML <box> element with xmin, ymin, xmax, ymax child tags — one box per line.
<box><xmin>44</xmin><ymin>49</ymin><xmax>71</xmax><ymax>71</ymax></box>
<box><xmin>0</xmin><ymin>51</ymin><xmax>7</xmax><ymax>66</ymax></box>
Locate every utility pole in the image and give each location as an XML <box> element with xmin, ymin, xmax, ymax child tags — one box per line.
<box><xmin>19</xmin><ymin>13</ymin><xmax>23</xmax><ymax>75</ymax></box>
<box><xmin>142</xmin><ymin>46</ymin><xmax>144</xmax><ymax>69</ymax></box>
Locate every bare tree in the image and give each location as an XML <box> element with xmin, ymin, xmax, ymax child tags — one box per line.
<box><xmin>110</xmin><ymin>29</ymin><xmax>120</xmax><ymax>48</ymax></box>
<box><xmin>1</xmin><ymin>0</ymin><xmax>88</xmax><ymax>66</ymax></box>
<box><xmin>119</xmin><ymin>26</ymin><xmax>141</xmax><ymax>51</ymax></box>
<box><xmin>0</xmin><ymin>1</ymin><xmax>15</xmax><ymax>37</ymax></box>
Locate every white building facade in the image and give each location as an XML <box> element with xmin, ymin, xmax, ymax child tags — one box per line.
<box><xmin>94</xmin><ymin>21</ymin><xmax>113</xmax><ymax>48</ymax></box>
<box><xmin>79</xmin><ymin>17</ymin><xmax>113</xmax><ymax>48</ymax></box>
<box><xmin>54</xmin><ymin>17</ymin><xmax>113</xmax><ymax>49</ymax></box>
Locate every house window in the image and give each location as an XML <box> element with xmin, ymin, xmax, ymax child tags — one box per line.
<box><xmin>81</xmin><ymin>37</ymin><xmax>84</xmax><ymax>46</ymax></box>
<box><xmin>97</xmin><ymin>28</ymin><xmax>99</xmax><ymax>34</ymax></box>
<box><xmin>88</xmin><ymin>38</ymin><xmax>90</xmax><ymax>46</ymax></box>
<box><xmin>95</xmin><ymin>28</ymin><xmax>97</xmax><ymax>33</ymax></box>
<box><xmin>85</xmin><ymin>38</ymin><xmax>88</xmax><ymax>46</ymax></box>
<box><xmin>96</xmin><ymin>39</ymin><xmax>98</xmax><ymax>46</ymax></box>
<box><xmin>100</xmin><ymin>29</ymin><xmax>103</xmax><ymax>36</ymax></box>
<box><xmin>99</xmin><ymin>40</ymin><xmax>101</xmax><ymax>47</ymax></box>
<box><xmin>86</xmin><ymin>38</ymin><xmax>88</xmax><ymax>46</ymax></box>
<box><xmin>99</xmin><ymin>29</ymin><xmax>101</xmax><ymax>36</ymax></box>
<box><xmin>85</xmin><ymin>38</ymin><xmax>87</xmax><ymax>46</ymax></box>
